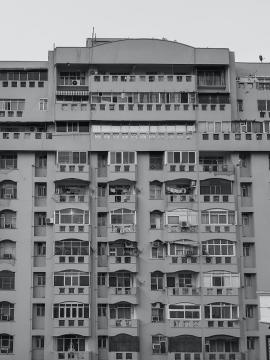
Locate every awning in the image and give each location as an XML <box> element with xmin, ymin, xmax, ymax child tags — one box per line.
<box><xmin>56</xmin><ymin>90</ymin><xmax>89</xmax><ymax>96</ymax></box>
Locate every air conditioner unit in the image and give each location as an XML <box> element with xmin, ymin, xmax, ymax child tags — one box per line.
<box><xmin>45</xmin><ymin>218</ymin><xmax>54</xmax><ymax>225</ymax></box>
<box><xmin>72</xmin><ymin>80</ymin><xmax>80</xmax><ymax>86</ymax></box>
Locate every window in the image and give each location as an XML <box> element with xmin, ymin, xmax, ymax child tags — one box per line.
<box><xmin>97</xmin><ymin>273</ymin><xmax>107</xmax><ymax>286</ymax></box>
<box><xmin>243</xmin><ymin>244</ymin><xmax>251</xmax><ymax>257</ymax></box>
<box><xmin>151</xmin><ymin>303</ymin><xmax>165</xmax><ymax>322</ymax></box>
<box><xmin>0</xmin><ymin>153</ymin><xmax>17</xmax><ymax>169</ymax></box>
<box><xmin>206</xmin><ymin>338</ymin><xmax>239</xmax><ymax>353</ymax></box>
<box><xmin>200</xmin><ymin>179</ymin><xmax>232</xmax><ymax>195</ymax></box>
<box><xmin>0</xmin><ymin>211</ymin><xmax>16</xmax><ymax>229</ymax></box>
<box><xmin>197</xmin><ymin>69</ymin><xmax>226</xmax><ymax>87</ymax></box>
<box><xmin>0</xmin><ymin>99</ymin><xmax>25</xmax><ymax>111</ymax></box>
<box><xmin>57</xmin><ymin>151</ymin><xmax>87</xmax><ymax>164</ymax></box>
<box><xmin>0</xmin><ymin>334</ymin><xmax>13</xmax><ymax>354</ymax></box>
<box><xmin>98</xmin><ymin>336</ymin><xmax>107</xmax><ymax>349</ymax></box>
<box><xmin>150</xmin><ymin>182</ymin><xmax>162</xmax><ymax>199</ymax></box>
<box><xmin>39</xmin><ymin>98</ymin><xmax>48</xmax><ymax>111</ymax></box>
<box><xmin>151</xmin><ymin>241</ymin><xmax>164</xmax><ymax>259</ymax></box>
<box><xmin>36</xmin><ymin>304</ymin><xmax>45</xmax><ymax>317</ymax></box>
<box><xmin>110</xmin><ymin>152</ymin><xmax>136</xmax><ymax>164</ymax></box>
<box><xmin>166</xmin><ymin>209</ymin><xmax>198</xmax><ymax>227</ymax></box>
<box><xmin>202</xmin><ymin>239</ymin><xmax>235</xmax><ymax>256</ymax></box>
<box><xmin>169</xmin><ymin>242</ymin><xmax>198</xmax><ymax>256</ymax></box>
<box><xmin>53</xmin><ymin>303</ymin><xmax>89</xmax><ymax>318</ymax></box>
<box><xmin>0</xmin><ymin>271</ymin><xmax>15</xmax><ymax>290</ymax></box>
<box><xmin>246</xmin><ymin>305</ymin><xmax>255</xmax><ymax>318</ymax></box>
<box><xmin>169</xmin><ymin>303</ymin><xmax>201</xmax><ymax>319</ymax></box>
<box><xmin>32</xmin><ymin>336</ymin><xmax>44</xmax><ymax>349</ymax></box>
<box><xmin>167</xmin><ymin>151</ymin><xmax>196</xmax><ymax>164</ymax></box>
<box><xmin>55</xmin><ymin>209</ymin><xmax>90</xmax><ymax>225</ymax></box>
<box><xmin>54</xmin><ymin>271</ymin><xmax>90</xmax><ymax>287</ymax></box>
<box><xmin>0</xmin><ymin>302</ymin><xmax>14</xmax><ymax>321</ymax></box>
<box><xmin>35</xmin><ymin>183</ymin><xmax>47</xmax><ymax>197</ymax></box>
<box><xmin>244</xmin><ymin>274</ymin><xmax>254</xmax><ymax>287</ymax></box>
<box><xmin>0</xmin><ymin>181</ymin><xmax>17</xmax><ymax>199</ymax></box>
<box><xmin>34</xmin><ymin>242</ymin><xmax>46</xmax><ymax>256</ymax></box>
<box><xmin>149</xmin><ymin>153</ymin><xmax>163</xmax><ymax>170</ymax></box>
<box><xmin>98</xmin><ymin>304</ymin><xmax>107</xmax><ymax>317</ymax></box>
<box><xmin>257</xmin><ymin>100</ymin><xmax>270</xmax><ymax>111</ymax></box>
<box><xmin>237</xmin><ymin>99</ymin><xmax>243</xmax><ymax>112</ymax></box>
<box><xmin>241</xmin><ymin>183</ymin><xmax>250</xmax><ymax>197</ymax></box>
<box><xmin>58</xmin><ymin>72</ymin><xmax>86</xmax><ymax>86</ymax></box>
<box><xmin>201</xmin><ymin>209</ymin><xmax>235</xmax><ymax>225</ymax></box>
<box><xmin>34</xmin><ymin>273</ymin><xmax>46</xmax><ymax>286</ymax></box>
<box><xmin>151</xmin><ymin>272</ymin><xmax>164</xmax><ymax>290</ymax></box>
<box><xmin>55</xmin><ymin>240</ymin><xmax>89</xmax><ymax>256</ymax></box>
<box><xmin>152</xmin><ymin>335</ymin><xmax>167</xmax><ymax>354</ymax></box>
<box><xmin>203</xmin><ymin>271</ymin><xmax>240</xmax><ymax>288</ymax></box>
<box><xmin>247</xmin><ymin>337</ymin><xmax>255</xmax><ymax>350</ymax></box>
<box><xmin>150</xmin><ymin>211</ymin><xmax>163</xmax><ymax>229</ymax></box>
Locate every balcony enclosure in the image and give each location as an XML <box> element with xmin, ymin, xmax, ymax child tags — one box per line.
<box><xmin>108</xmin><ymin>151</ymin><xmax>136</xmax><ymax>175</ymax></box>
<box><xmin>55</xmin><ymin>179</ymin><xmax>89</xmax><ymax>203</ymax></box>
<box><xmin>0</xmin><ymin>210</ymin><xmax>16</xmax><ymax>229</ymax></box>
<box><xmin>0</xmin><ymin>181</ymin><xmax>17</xmax><ymax>199</ymax></box>
<box><xmin>54</xmin><ymin>334</ymin><xmax>86</xmax><ymax>358</ymax></box>
<box><xmin>203</xmin><ymin>271</ymin><xmax>240</xmax><ymax>296</ymax></box>
<box><xmin>197</xmin><ymin>68</ymin><xmax>226</xmax><ymax>88</ymax></box>
<box><xmin>109</xmin><ymin>271</ymin><xmax>136</xmax><ymax>294</ymax></box>
<box><xmin>55</xmin><ymin>208</ymin><xmax>90</xmax><ymax>232</ymax></box>
<box><xmin>168</xmin><ymin>303</ymin><xmax>201</xmax><ymax>327</ymax></box>
<box><xmin>109</xmin><ymin>302</ymin><xmax>136</xmax><ymax>327</ymax></box>
<box><xmin>166</xmin><ymin>151</ymin><xmax>196</xmax><ymax>172</ymax></box>
<box><xmin>168</xmin><ymin>239</ymin><xmax>199</xmax><ymax>264</ymax></box>
<box><xmin>166</xmin><ymin>179</ymin><xmax>196</xmax><ymax>203</ymax></box>
<box><xmin>201</xmin><ymin>209</ymin><xmax>236</xmax><ymax>232</ymax></box>
<box><xmin>0</xmin><ymin>240</ymin><xmax>15</xmax><ymax>260</ymax></box>
<box><xmin>205</xmin><ymin>302</ymin><xmax>239</xmax><ymax>325</ymax></box>
<box><xmin>200</xmin><ymin>179</ymin><xmax>233</xmax><ymax>203</ymax></box>
<box><xmin>168</xmin><ymin>335</ymin><xmax>202</xmax><ymax>358</ymax></box>
<box><xmin>0</xmin><ymin>153</ymin><xmax>17</xmax><ymax>170</ymax></box>
<box><xmin>109</xmin><ymin>240</ymin><xmax>138</xmax><ymax>257</ymax></box>
<box><xmin>0</xmin><ymin>271</ymin><xmax>15</xmax><ymax>290</ymax></box>
<box><xmin>165</xmin><ymin>208</ymin><xmax>198</xmax><ymax>232</ymax></box>
<box><xmin>54</xmin><ymin>270</ymin><xmax>90</xmax><ymax>295</ymax></box>
<box><xmin>109</xmin><ymin>333</ymin><xmax>139</xmax><ymax>352</ymax></box>
<box><xmin>110</xmin><ymin>208</ymin><xmax>136</xmax><ymax>233</ymax></box>
<box><xmin>0</xmin><ymin>302</ymin><xmax>14</xmax><ymax>321</ymax></box>
<box><xmin>0</xmin><ymin>334</ymin><xmax>13</xmax><ymax>354</ymax></box>
<box><xmin>166</xmin><ymin>271</ymin><xmax>200</xmax><ymax>295</ymax></box>
<box><xmin>199</xmin><ymin>154</ymin><xmax>233</xmax><ymax>174</ymax></box>
<box><xmin>205</xmin><ymin>336</ymin><xmax>239</xmax><ymax>359</ymax></box>
<box><xmin>108</xmin><ymin>180</ymin><xmax>135</xmax><ymax>203</ymax></box>
<box><xmin>56</xmin><ymin>151</ymin><xmax>88</xmax><ymax>173</ymax></box>
<box><xmin>54</xmin><ymin>240</ymin><xmax>89</xmax><ymax>264</ymax></box>
<box><xmin>202</xmin><ymin>240</ymin><xmax>235</xmax><ymax>264</ymax></box>
<box><xmin>53</xmin><ymin>302</ymin><xmax>89</xmax><ymax>327</ymax></box>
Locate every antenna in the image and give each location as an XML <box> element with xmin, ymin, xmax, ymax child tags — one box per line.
<box><xmin>91</xmin><ymin>26</ymin><xmax>95</xmax><ymax>47</ymax></box>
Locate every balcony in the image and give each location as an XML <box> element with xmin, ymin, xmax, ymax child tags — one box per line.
<box><xmin>90</xmin><ymin>74</ymin><xmax>196</xmax><ymax>92</ymax></box>
<box><xmin>108</xmin><ymin>256</ymin><xmax>137</xmax><ymax>273</ymax></box>
<box><xmin>108</xmin><ymin>319</ymin><xmax>139</xmax><ymax>336</ymax></box>
<box><xmin>108</xmin><ymin>287</ymin><xmax>137</xmax><ymax>304</ymax></box>
<box><xmin>108</xmin><ymin>194</ymin><xmax>136</xmax><ymax>211</ymax></box>
<box><xmin>55</xmin><ymin>164</ymin><xmax>90</xmax><ymax>182</ymax></box>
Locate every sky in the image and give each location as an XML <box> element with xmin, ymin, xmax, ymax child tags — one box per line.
<box><xmin>2</xmin><ymin>0</ymin><xmax>270</xmax><ymax>62</ymax></box>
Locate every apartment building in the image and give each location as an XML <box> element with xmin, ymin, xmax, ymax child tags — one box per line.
<box><xmin>0</xmin><ymin>37</ymin><xmax>270</xmax><ymax>360</ymax></box>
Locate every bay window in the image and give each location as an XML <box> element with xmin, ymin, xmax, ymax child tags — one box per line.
<box><xmin>166</xmin><ymin>151</ymin><xmax>196</xmax><ymax>164</ymax></box>
<box><xmin>54</xmin><ymin>240</ymin><xmax>89</xmax><ymax>256</ymax></box>
<box><xmin>110</xmin><ymin>208</ymin><xmax>135</xmax><ymax>225</ymax></box>
<box><xmin>57</xmin><ymin>151</ymin><xmax>87</xmax><ymax>164</ymax></box>
<box><xmin>55</xmin><ymin>209</ymin><xmax>90</xmax><ymax>225</ymax></box>
<box><xmin>205</xmin><ymin>302</ymin><xmax>238</xmax><ymax>320</ymax></box>
<box><xmin>109</xmin><ymin>302</ymin><xmax>132</xmax><ymax>319</ymax></box>
<box><xmin>201</xmin><ymin>209</ymin><xmax>235</xmax><ymax>225</ymax></box>
<box><xmin>109</xmin><ymin>152</ymin><xmax>136</xmax><ymax>164</ymax></box>
<box><xmin>109</xmin><ymin>272</ymin><xmax>132</xmax><ymax>288</ymax></box>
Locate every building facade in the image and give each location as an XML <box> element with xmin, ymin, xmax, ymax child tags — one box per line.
<box><xmin>0</xmin><ymin>37</ymin><xmax>270</xmax><ymax>360</ymax></box>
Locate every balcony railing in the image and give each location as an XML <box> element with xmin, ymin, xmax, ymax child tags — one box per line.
<box><xmin>169</xmin><ymin>319</ymin><xmax>201</xmax><ymax>328</ymax></box>
<box><xmin>167</xmin><ymin>287</ymin><xmax>200</xmax><ymax>296</ymax></box>
<box><xmin>108</xmin><ymin>194</ymin><xmax>136</xmax><ymax>204</ymax></box>
<box><xmin>202</xmin><ymin>256</ymin><xmax>235</xmax><ymax>265</ymax></box>
<box><xmin>109</xmin><ymin>164</ymin><xmax>136</xmax><ymax>174</ymax></box>
<box><xmin>166</xmin><ymin>164</ymin><xmax>196</xmax><ymax>173</ymax></box>
<box><xmin>167</xmin><ymin>224</ymin><xmax>198</xmax><ymax>233</ymax></box>
<box><xmin>55</xmin><ymin>286</ymin><xmax>89</xmax><ymax>295</ymax></box>
<box><xmin>202</xmin><ymin>225</ymin><xmax>235</xmax><ymax>233</ymax></box>
<box><xmin>205</xmin><ymin>353</ymin><xmax>241</xmax><ymax>360</ymax></box>
<box><xmin>109</xmin><ymin>319</ymin><xmax>138</xmax><ymax>328</ymax></box>
<box><xmin>55</xmin><ymin>225</ymin><xmax>90</xmax><ymax>233</ymax></box>
<box><xmin>169</xmin><ymin>255</ymin><xmax>199</xmax><ymax>264</ymax></box>
<box><xmin>111</xmin><ymin>224</ymin><xmax>136</xmax><ymax>234</ymax></box>
<box><xmin>206</xmin><ymin>319</ymin><xmax>239</xmax><ymax>328</ymax></box>
<box><xmin>109</xmin><ymin>256</ymin><xmax>137</xmax><ymax>265</ymax></box>
<box><xmin>54</xmin><ymin>318</ymin><xmax>89</xmax><ymax>328</ymax></box>
<box><xmin>203</xmin><ymin>287</ymin><xmax>238</xmax><ymax>296</ymax></box>
<box><xmin>201</xmin><ymin>195</ymin><xmax>234</xmax><ymax>203</ymax></box>
<box><xmin>199</xmin><ymin>164</ymin><xmax>234</xmax><ymax>175</ymax></box>
<box><xmin>55</xmin><ymin>255</ymin><xmax>88</xmax><ymax>264</ymax></box>
<box><xmin>109</xmin><ymin>287</ymin><xmax>137</xmax><ymax>296</ymax></box>
<box><xmin>54</xmin><ymin>352</ymin><xmax>89</xmax><ymax>360</ymax></box>
<box><xmin>0</xmin><ymin>132</ymin><xmax>52</xmax><ymax>140</ymax></box>
<box><xmin>55</xmin><ymin>194</ymin><xmax>87</xmax><ymax>203</ymax></box>
<box><xmin>56</xmin><ymin>164</ymin><xmax>88</xmax><ymax>173</ymax></box>
<box><xmin>91</xmin><ymin>74</ymin><xmax>195</xmax><ymax>84</ymax></box>
<box><xmin>167</xmin><ymin>194</ymin><xmax>196</xmax><ymax>203</ymax></box>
